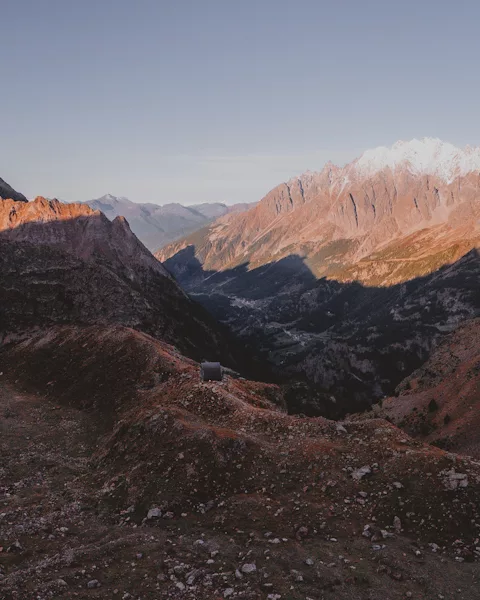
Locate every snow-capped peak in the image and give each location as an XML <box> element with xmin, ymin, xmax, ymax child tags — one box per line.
<box><xmin>353</xmin><ymin>137</ymin><xmax>480</xmax><ymax>182</ymax></box>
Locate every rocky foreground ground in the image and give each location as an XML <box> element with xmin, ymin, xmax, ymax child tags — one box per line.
<box><xmin>1</xmin><ymin>325</ymin><xmax>480</xmax><ymax>599</ymax></box>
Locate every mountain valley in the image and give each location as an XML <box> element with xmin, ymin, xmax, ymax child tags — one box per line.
<box><xmin>158</xmin><ymin>139</ymin><xmax>480</xmax><ymax>413</ymax></box>
<box><xmin>5</xmin><ymin>1</ymin><xmax>480</xmax><ymax>596</ymax></box>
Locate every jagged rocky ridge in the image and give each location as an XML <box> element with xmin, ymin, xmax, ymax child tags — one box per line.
<box><xmin>158</xmin><ymin>139</ymin><xmax>480</xmax><ymax>281</ymax></box>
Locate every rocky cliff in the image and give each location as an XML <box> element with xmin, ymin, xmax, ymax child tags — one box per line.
<box><xmin>158</xmin><ymin>139</ymin><xmax>480</xmax><ymax>284</ymax></box>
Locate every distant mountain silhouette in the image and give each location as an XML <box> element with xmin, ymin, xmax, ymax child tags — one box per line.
<box><xmin>85</xmin><ymin>194</ymin><xmax>255</xmax><ymax>250</ymax></box>
<box><xmin>0</xmin><ymin>176</ymin><xmax>27</xmax><ymax>202</ymax></box>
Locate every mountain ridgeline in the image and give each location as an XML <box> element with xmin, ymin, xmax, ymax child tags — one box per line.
<box><xmin>0</xmin><ymin>176</ymin><xmax>27</xmax><ymax>202</ymax></box>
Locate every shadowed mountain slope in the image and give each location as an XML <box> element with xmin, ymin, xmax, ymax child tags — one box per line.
<box><xmin>368</xmin><ymin>318</ymin><xmax>480</xmax><ymax>458</ymax></box>
<box><xmin>0</xmin><ymin>176</ymin><xmax>27</xmax><ymax>202</ymax></box>
<box><xmin>160</xmin><ymin>245</ymin><xmax>480</xmax><ymax>415</ymax></box>
<box><xmin>0</xmin><ymin>197</ymin><xmax>250</xmax><ymax>368</ymax></box>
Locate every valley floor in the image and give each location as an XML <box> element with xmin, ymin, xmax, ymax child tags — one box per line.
<box><xmin>1</xmin><ymin>380</ymin><xmax>480</xmax><ymax>600</ymax></box>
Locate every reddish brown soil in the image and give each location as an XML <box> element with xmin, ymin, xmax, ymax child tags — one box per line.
<box><xmin>1</xmin><ymin>325</ymin><xmax>480</xmax><ymax>599</ymax></box>
<box><xmin>369</xmin><ymin>319</ymin><xmax>480</xmax><ymax>458</ymax></box>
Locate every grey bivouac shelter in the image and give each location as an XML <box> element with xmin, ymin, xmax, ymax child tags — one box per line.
<box><xmin>200</xmin><ymin>362</ymin><xmax>222</xmax><ymax>382</ymax></box>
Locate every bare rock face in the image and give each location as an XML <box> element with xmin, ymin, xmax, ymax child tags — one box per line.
<box><xmin>0</xmin><ymin>176</ymin><xmax>27</xmax><ymax>202</ymax></box>
<box><xmin>157</xmin><ymin>139</ymin><xmax>480</xmax><ymax>414</ymax></box>
<box><xmin>158</xmin><ymin>140</ymin><xmax>480</xmax><ymax>282</ymax></box>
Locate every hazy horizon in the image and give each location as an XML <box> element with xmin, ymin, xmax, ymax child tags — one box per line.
<box><xmin>2</xmin><ymin>0</ymin><xmax>480</xmax><ymax>205</ymax></box>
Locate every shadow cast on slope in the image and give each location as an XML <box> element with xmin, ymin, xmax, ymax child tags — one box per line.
<box><xmin>0</xmin><ymin>215</ymin><xmax>272</xmax><ymax>381</ymax></box>
<box><xmin>163</xmin><ymin>245</ymin><xmax>480</xmax><ymax>417</ymax></box>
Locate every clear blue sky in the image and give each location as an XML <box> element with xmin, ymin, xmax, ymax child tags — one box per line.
<box><xmin>2</xmin><ymin>0</ymin><xmax>479</xmax><ymax>204</ymax></box>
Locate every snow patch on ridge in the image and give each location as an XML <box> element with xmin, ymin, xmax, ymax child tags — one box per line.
<box><xmin>353</xmin><ymin>138</ymin><xmax>480</xmax><ymax>182</ymax></box>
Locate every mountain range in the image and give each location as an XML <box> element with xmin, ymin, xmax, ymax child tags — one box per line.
<box><xmin>85</xmin><ymin>194</ymin><xmax>254</xmax><ymax>250</ymax></box>
<box><xmin>158</xmin><ymin>138</ymin><xmax>480</xmax><ymax>412</ymax></box>
<box><xmin>158</xmin><ymin>138</ymin><xmax>480</xmax><ymax>282</ymax></box>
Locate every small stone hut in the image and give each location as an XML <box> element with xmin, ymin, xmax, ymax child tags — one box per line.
<box><xmin>200</xmin><ymin>361</ymin><xmax>222</xmax><ymax>382</ymax></box>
